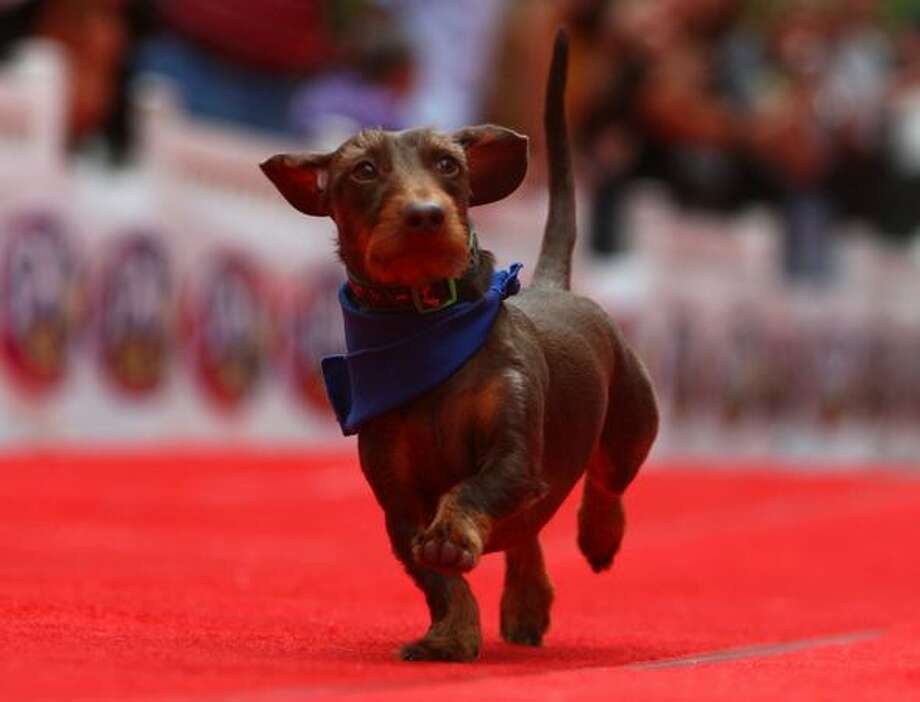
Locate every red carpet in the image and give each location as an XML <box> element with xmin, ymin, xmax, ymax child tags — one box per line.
<box><xmin>0</xmin><ymin>450</ymin><xmax>918</xmax><ymax>701</ymax></box>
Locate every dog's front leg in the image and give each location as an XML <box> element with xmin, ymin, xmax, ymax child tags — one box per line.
<box><xmin>414</xmin><ymin>370</ymin><xmax>548</xmax><ymax>575</ymax></box>
<box><xmin>386</xmin><ymin>515</ymin><xmax>481</xmax><ymax>662</ymax></box>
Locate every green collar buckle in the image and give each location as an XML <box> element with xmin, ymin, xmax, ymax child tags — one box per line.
<box><xmin>412</xmin><ymin>278</ymin><xmax>458</xmax><ymax>314</ymax></box>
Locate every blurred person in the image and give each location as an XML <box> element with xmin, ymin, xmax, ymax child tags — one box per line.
<box><xmin>575</xmin><ymin>0</ymin><xmax>678</xmax><ymax>255</ymax></box>
<box><xmin>478</xmin><ymin>0</ymin><xmax>554</xmax><ymax>170</ymax></box>
<box><xmin>389</xmin><ymin>0</ymin><xmax>505</xmax><ymax>130</ymax></box>
<box><xmin>38</xmin><ymin>0</ymin><xmax>162</xmax><ymax>165</ymax></box>
<box><xmin>480</xmin><ymin>0</ymin><xmax>625</xmax><ymax>184</ymax></box>
<box><xmin>877</xmin><ymin>14</ymin><xmax>920</xmax><ymax>242</ymax></box>
<box><xmin>627</xmin><ymin>0</ymin><xmax>772</xmax><ymax>213</ymax></box>
<box><xmin>0</xmin><ymin>0</ymin><xmax>155</xmax><ymax>161</ymax></box>
<box><xmin>134</xmin><ymin>0</ymin><xmax>343</xmax><ymax>136</ymax></box>
<box><xmin>24</xmin><ymin>0</ymin><xmax>129</xmax><ymax>150</ymax></box>
<box><xmin>288</xmin><ymin>11</ymin><xmax>416</xmax><ymax>143</ymax></box>
<box><xmin>0</xmin><ymin>0</ymin><xmax>42</xmax><ymax>59</ymax></box>
<box><xmin>577</xmin><ymin>0</ymin><xmax>778</xmax><ymax>255</ymax></box>
<box><xmin>755</xmin><ymin>0</ymin><xmax>903</xmax><ymax>278</ymax></box>
<box><xmin>292</xmin><ymin>0</ymin><xmax>508</xmax><ymax>141</ymax></box>
<box><xmin>821</xmin><ymin>0</ymin><xmax>895</xmax><ymax>240</ymax></box>
<box><xmin>823</xmin><ymin>0</ymin><xmax>892</xmax><ymax>159</ymax></box>
<box><xmin>752</xmin><ymin>1</ymin><xmax>837</xmax><ymax>280</ymax></box>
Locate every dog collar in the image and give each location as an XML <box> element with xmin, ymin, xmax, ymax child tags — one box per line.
<box><xmin>345</xmin><ymin>230</ymin><xmax>480</xmax><ymax>314</ymax></box>
<box><xmin>321</xmin><ymin>262</ymin><xmax>523</xmax><ymax>435</ymax></box>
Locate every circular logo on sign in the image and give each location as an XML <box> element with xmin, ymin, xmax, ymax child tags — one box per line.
<box><xmin>720</xmin><ymin>307</ymin><xmax>767</xmax><ymax>423</ymax></box>
<box><xmin>190</xmin><ymin>252</ymin><xmax>272</xmax><ymax>408</ymax></box>
<box><xmin>1</xmin><ymin>212</ymin><xmax>81</xmax><ymax>391</ymax></box>
<box><xmin>98</xmin><ymin>235</ymin><xmax>172</xmax><ymax>395</ymax></box>
<box><xmin>289</xmin><ymin>266</ymin><xmax>345</xmax><ymax>415</ymax></box>
<box><xmin>812</xmin><ymin>322</ymin><xmax>861</xmax><ymax>425</ymax></box>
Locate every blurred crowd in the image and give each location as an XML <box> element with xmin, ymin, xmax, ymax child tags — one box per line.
<box><xmin>0</xmin><ymin>0</ymin><xmax>501</xmax><ymax>153</ymax></box>
<box><xmin>531</xmin><ymin>0</ymin><xmax>920</xmax><ymax>276</ymax></box>
<box><xmin>2</xmin><ymin>0</ymin><xmax>919</xmax><ymax>278</ymax></box>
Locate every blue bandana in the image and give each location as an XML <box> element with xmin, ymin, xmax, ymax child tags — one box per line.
<box><xmin>321</xmin><ymin>264</ymin><xmax>523</xmax><ymax>436</ymax></box>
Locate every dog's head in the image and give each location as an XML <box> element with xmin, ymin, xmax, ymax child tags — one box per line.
<box><xmin>261</xmin><ymin>126</ymin><xmax>527</xmax><ymax>286</ymax></box>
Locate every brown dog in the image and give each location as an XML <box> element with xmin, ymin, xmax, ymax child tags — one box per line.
<box><xmin>261</xmin><ymin>30</ymin><xmax>658</xmax><ymax>662</ymax></box>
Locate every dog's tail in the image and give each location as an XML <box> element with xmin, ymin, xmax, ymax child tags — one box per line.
<box><xmin>532</xmin><ymin>28</ymin><xmax>575</xmax><ymax>291</ymax></box>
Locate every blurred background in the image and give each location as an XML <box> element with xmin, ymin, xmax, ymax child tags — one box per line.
<box><xmin>0</xmin><ymin>0</ymin><xmax>918</xmax><ymax>461</ymax></box>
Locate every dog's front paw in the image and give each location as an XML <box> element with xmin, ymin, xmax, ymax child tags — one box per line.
<box><xmin>412</xmin><ymin>507</ymin><xmax>486</xmax><ymax>575</ymax></box>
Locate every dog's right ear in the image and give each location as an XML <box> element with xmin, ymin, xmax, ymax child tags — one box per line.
<box><xmin>260</xmin><ymin>153</ymin><xmax>332</xmax><ymax>217</ymax></box>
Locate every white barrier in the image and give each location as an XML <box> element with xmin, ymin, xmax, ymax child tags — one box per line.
<box><xmin>582</xmin><ymin>188</ymin><xmax>920</xmax><ymax>461</ymax></box>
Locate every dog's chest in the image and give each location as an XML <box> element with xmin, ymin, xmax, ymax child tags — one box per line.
<box><xmin>361</xmin><ymin>394</ymin><xmax>479</xmax><ymax>509</ymax></box>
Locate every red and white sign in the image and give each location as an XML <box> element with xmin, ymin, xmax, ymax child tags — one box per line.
<box><xmin>187</xmin><ymin>252</ymin><xmax>273</xmax><ymax>409</ymax></box>
<box><xmin>97</xmin><ymin>234</ymin><xmax>172</xmax><ymax>395</ymax></box>
<box><xmin>1</xmin><ymin>211</ymin><xmax>81</xmax><ymax>391</ymax></box>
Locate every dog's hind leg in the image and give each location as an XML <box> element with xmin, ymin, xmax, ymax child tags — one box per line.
<box><xmin>578</xmin><ymin>474</ymin><xmax>627</xmax><ymax>573</ymax></box>
<box><xmin>500</xmin><ymin>537</ymin><xmax>554</xmax><ymax>646</ymax></box>
<box><xmin>578</xmin><ymin>342</ymin><xmax>658</xmax><ymax>573</ymax></box>
<box><xmin>386</xmin><ymin>515</ymin><xmax>482</xmax><ymax>661</ymax></box>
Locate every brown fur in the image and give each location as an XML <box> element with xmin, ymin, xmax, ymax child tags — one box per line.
<box><xmin>261</xmin><ymin>30</ymin><xmax>658</xmax><ymax>662</ymax></box>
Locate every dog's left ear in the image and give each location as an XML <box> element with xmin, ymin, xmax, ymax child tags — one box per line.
<box><xmin>260</xmin><ymin>152</ymin><xmax>333</xmax><ymax>217</ymax></box>
<box><xmin>453</xmin><ymin>126</ymin><xmax>528</xmax><ymax>206</ymax></box>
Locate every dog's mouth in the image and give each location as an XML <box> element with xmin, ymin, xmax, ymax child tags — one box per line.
<box><xmin>364</xmin><ymin>215</ymin><xmax>470</xmax><ymax>287</ymax></box>
<box><xmin>365</xmin><ymin>233</ymin><xmax>469</xmax><ymax>286</ymax></box>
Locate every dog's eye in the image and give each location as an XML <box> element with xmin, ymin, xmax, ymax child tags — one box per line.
<box><xmin>351</xmin><ymin>161</ymin><xmax>378</xmax><ymax>182</ymax></box>
<box><xmin>435</xmin><ymin>156</ymin><xmax>460</xmax><ymax>177</ymax></box>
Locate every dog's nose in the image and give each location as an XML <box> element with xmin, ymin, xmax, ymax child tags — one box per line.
<box><xmin>403</xmin><ymin>202</ymin><xmax>445</xmax><ymax>232</ymax></box>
